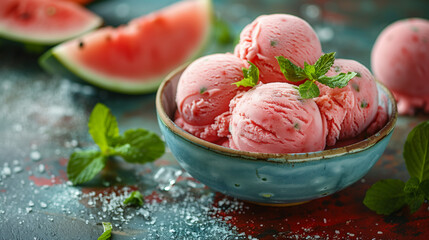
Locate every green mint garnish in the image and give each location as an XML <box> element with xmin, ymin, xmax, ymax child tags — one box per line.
<box><xmin>298</xmin><ymin>80</ymin><xmax>320</xmax><ymax>99</ymax></box>
<box><xmin>276</xmin><ymin>52</ymin><xmax>357</xmax><ymax>99</ymax></box>
<box><xmin>232</xmin><ymin>61</ymin><xmax>259</xmax><ymax>87</ymax></box>
<box><xmin>360</xmin><ymin>100</ymin><xmax>368</xmax><ymax>108</ymax></box>
<box><xmin>364</xmin><ymin>121</ymin><xmax>429</xmax><ymax>215</ymax></box>
<box><xmin>200</xmin><ymin>87</ymin><xmax>207</xmax><ymax>94</ymax></box>
<box><xmin>123</xmin><ymin>191</ymin><xmax>144</xmax><ymax>207</ymax></box>
<box><xmin>355</xmin><ymin>72</ymin><xmax>362</xmax><ymax>78</ymax></box>
<box><xmin>404</xmin><ymin>121</ymin><xmax>429</xmax><ymax>182</ymax></box>
<box><xmin>97</xmin><ymin>222</ymin><xmax>112</xmax><ymax>240</ymax></box>
<box><xmin>67</xmin><ymin>103</ymin><xmax>165</xmax><ymax>185</ymax></box>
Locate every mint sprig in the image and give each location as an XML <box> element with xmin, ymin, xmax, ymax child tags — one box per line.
<box><xmin>97</xmin><ymin>222</ymin><xmax>112</xmax><ymax>240</ymax></box>
<box><xmin>364</xmin><ymin>121</ymin><xmax>429</xmax><ymax>215</ymax></box>
<box><xmin>67</xmin><ymin>103</ymin><xmax>165</xmax><ymax>185</ymax></box>
<box><xmin>232</xmin><ymin>61</ymin><xmax>259</xmax><ymax>87</ymax></box>
<box><xmin>123</xmin><ymin>190</ymin><xmax>144</xmax><ymax>207</ymax></box>
<box><xmin>276</xmin><ymin>52</ymin><xmax>357</xmax><ymax>99</ymax></box>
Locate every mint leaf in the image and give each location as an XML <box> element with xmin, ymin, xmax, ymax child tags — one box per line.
<box><xmin>111</xmin><ymin>129</ymin><xmax>165</xmax><ymax>164</ymax></box>
<box><xmin>276</xmin><ymin>56</ymin><xmax>307</xmax><ymax>82</ymax></box>
<box><xmin>404</xmin><ymin>177</ymin><xmax>425</xmax><ymax>213</ymax></box>
<box><xmin>68</xmin><ymin>104</ymin><xmax>166</xmax><ymax>185</ymax></box>
<box><xmin>98</xmin><ymin>222</ymin><xmax>112</xmax><ymax>240</ymax></box>
<box><xmin>303</xmin><ymin>62</ymin><xmax>317</xmax><ymax>80</ymax></box>
<box><xmin>88</xmin><ymin>103</ymin><xmax>119</xmax><ymax>154</ymax></box>
<box><xmin>233</xmin><ymin>62</ymin><xmax>259</xmax><ymax>87</ymax></box>
<box><xmin>123</xmin><ymin>191</ymin><xmax>144</xmax><ymax>207</ymax></box>
<box><xmin>298</xmin><ymin>80</ymin><xmax>320</xmax><ymax>99</ymax></box>
<box><xmin>419</xmin><ymin>179</ymin><xmax>429</xmax><ymax>199</ymax></box>
<box><xmin>276</xmin><ymin>53</ymin><xmax>357</xmax><ymax>99</ymax></box>
<box><xmin>314</xmin><ymin>52</ymin><xmax>335</xmax><ymax>76</ymax></box>
<box><xmin>405</xmin><ymin>191</ymin><xmax>425</xmax><ymax>214</ymax></box>
<box><xmin>404</xmin><ymin>121</ymin><xmax>429</xmax><ymax>182</ymax></box>
<box><xmin>67</xmin><ymin>150</ymin><xmax>106</xmax><ymax>185</ymax></box>
<box><xmin>363</xmin><ymin>179</ymin><xmax>406</xmax><ymax>215</ymax></box>
<box><xmin>404</xmin><ymin>177</ymin><xmax>420</xmax><ymax>193</ymax></box>
<box><xmin>318</xmin><ymin>72</ymin><xmax>357</xmax><ymax>88</ymax></box>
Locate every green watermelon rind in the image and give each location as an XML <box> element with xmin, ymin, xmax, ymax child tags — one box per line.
<box><xmin>39</xmin><ymin>0</ymin><xmax>213</xmax><ymax>95</ymax></box>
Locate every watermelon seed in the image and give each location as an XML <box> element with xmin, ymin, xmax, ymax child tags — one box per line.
<box><xmin>78</xmin><ymin>41</ymin><xmax>85</xmax><ymax>49</ymax></box>
<box><xmin>19</xmin><ymin>12</ymin><xmax>31</xmax><ymax>20</ymax></box>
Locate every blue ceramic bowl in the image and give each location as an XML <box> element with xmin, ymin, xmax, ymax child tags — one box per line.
<box><xmin>155</xmin><ymin>66</ymin><xmax>397</xmax><ymax>205</ymax></box>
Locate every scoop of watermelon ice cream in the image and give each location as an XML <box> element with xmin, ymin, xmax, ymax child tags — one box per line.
<box><xmin>371</xmin><ymin>18</ymin><xmax>429</xmax><ymax>115</ymax></box>
<box><xmin>175</xmin><ymin>53</ymin><xmax>248</xmax><ymax>142</ymax></box>
<box><xmin>229</xmin><ymin>82</ymin><xmax>326</xmax><ymax>154</ymax></box>
<box><xmin>234</xmin><ymin>14</ymin><xmax>322</xmax><ymax>84</ymax></box>
<box><xmin>315</xmin><ymin>59</ymin><xmax>379</xmax><ymax>146</ymax></box>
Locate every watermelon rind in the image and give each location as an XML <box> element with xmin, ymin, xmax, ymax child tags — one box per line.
<box><xmin>39</xmin><ymin>0</ymin><xmax>213</xmax><ymax>95</ymax></box>
<box><xmin>0</xmin><ymin>0</ymin><xmax>102</xmax><ymax>46</ymax></box>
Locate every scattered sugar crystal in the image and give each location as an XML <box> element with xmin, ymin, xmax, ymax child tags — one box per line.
<box><xmin>13</xmin><ymin>166</ymin><xmax>23</xmax><ymax>173</ymax></box>
<box><xmin>70</xmin><ymin>140</ymin><xmax>78</xmax><ymax>147</ymax></box>
<box><xmin>30</xmin><ymin>151</ymin><xmax>41</xmax><ymax>161</ymax></box>
<box><xmin>2</xmin><ymin>166</ymin><xmax>11</xmax><ymax>176</ymax></box>
<box><xmin>302</xmin><ymin>4</ymin><xmax>320</xmax><ymax>19</ymax></box>
<box><xmin>13</xmin><ymin>123</ymin><xmax>23</xmax><ymax>132</ymax></box>
<box><xmin>154</xmin><ymin>167</ymin><xmax>183</xmax><ymax>191</ymax></box>
<box><xmin>38</xmin><ymin>164</ymin><xmax>45</xmax><ymax>173</ymax></box>
<box><xmin>377</xmin><ymin>231</ymin><xmax>383</xmax><ymax>234</ymax></box>
<box><xmin>26</xmin><ymin>207</ymin><xmax>32</xmax><ymax>213</ymax></box>
<box><xmin>28</xmin><ymin>201</ymin><xmax>35</xmax><ymax>207</ymax></box>
<box><xmin>40</xmin><ymin>202</ymin><xmax>48</xmax><ymax>208</ymax></box>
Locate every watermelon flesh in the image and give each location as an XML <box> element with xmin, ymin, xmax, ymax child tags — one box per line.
<box><xmin>40</xmin><ymin>0</ymin><xmax>212</xmax><ymax>94</ymax></box>
<box><xmin>0</xmin><ymin>0</ymin><xmax>102</xmax><ymax>45</ymax></box>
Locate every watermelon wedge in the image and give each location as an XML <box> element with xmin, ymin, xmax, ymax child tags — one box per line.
<box><xmin>0</xmin><ymin>0</ymin><xmax>102</xmax><ymax>46</ymax></box>
<box><xmin>40</xmin><ymin>0</ymin><xmax>212</xmax><ymax>94</ymax></box>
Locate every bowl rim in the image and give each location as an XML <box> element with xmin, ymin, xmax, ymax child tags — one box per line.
<box><xmin>156</xmin><ymin>65</ymin><xmax>398</xmax><ymax>163</ymax></box>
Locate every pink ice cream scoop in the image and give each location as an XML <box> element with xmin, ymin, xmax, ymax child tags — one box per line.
<box><xmin>229</xmin><ymin>82</ymin><xmax>326</xmax><ymax>154</ymax></box>
<box><xmin>175</xmin><ymin>53</ymin><xmax>248</xmax><ymax>142</ymax></box>
<box><xmin>234</xmin><ymin>14</ymin><xmax>322</xmax><ymax>84</ymax></box>
<box><xmin>315</xmin><ymin>59</ymin><xmax>379</xmax><ymax>146</ymax></box>
<box><xmin>371</xmin><ymin>18</ymin><xmax>429</xmax><ymax>115</ymax></box>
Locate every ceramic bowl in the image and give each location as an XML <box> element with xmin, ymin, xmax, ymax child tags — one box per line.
<box><xmin>155</xmin><ymin>66</ymin><xmax>397</xmax><ymax>205</ymax></box>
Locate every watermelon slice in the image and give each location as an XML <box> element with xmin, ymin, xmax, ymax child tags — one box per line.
<box><xmin>40</xmin><ymin>0</ymin><xmax>212</xmax><ymax>94</ymax></box>
<box><xmin>0</xmin><ymin>0</ymin><xmax>102</xmax><ymax>46</ymax></box>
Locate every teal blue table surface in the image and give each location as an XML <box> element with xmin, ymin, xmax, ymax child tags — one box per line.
<box><xmin>1</xmin><ymin>0</ymin><xmax>429</xmax><ymax>239</ymax></box>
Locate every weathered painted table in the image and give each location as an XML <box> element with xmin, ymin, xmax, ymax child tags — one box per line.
<box><xmin>1</xmin><ymin>0</ymin><xmax>429</xmax><ymax>239</ymax></box>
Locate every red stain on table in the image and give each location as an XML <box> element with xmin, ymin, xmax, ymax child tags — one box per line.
<box><xmin>59</xmin><ymin>157</ymin><xmax>68</xmax><ymax>166</ymax></box>
<box><xmin>28</xmin><ymin>170</ymin><xmax>68</xmax><ymax>186</ymax></box>
<box><xmin>212</xmin><ymin>184</ymin><xmax>429</xmax><ymax>239</ymax></box>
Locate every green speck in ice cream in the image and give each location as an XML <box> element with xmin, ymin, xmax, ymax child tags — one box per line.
<box><xmin>352</xmin><ymin>82</ymin><xmax>360</xmax><ymax>92</ymax></box>
<box><xmin>200</xmin><ymin>87</ymin><xmax>207</xmax><ymax>94</ymax></box>
<box><xmin>270</xmin><ymin>40</ymin><xmax>277</xmax><ymax>47</ymax></box>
